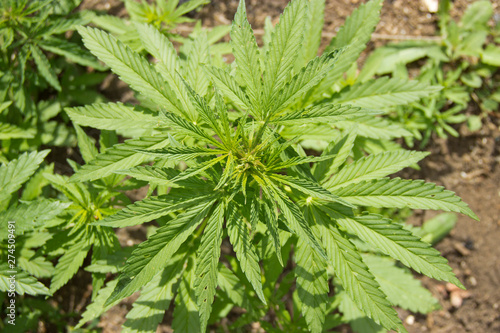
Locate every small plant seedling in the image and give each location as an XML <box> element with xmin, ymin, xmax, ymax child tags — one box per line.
<box><xmin>360</xmin><ymin>0</ymin><xmax>500</xmax><ymax>146</ymax></box>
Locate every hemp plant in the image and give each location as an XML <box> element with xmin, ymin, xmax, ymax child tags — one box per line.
<box><xmin>0</xmin><ymin>0</ymin><xmax>105</xmax><ymax>159</ymax></box>
<box><xmin>68</xmin><ymin>0</ymin><xmax>477</xmax><ymax>332</ymax></box>
<box><xmin>92</xmin><ymin>0</ymin><xmax>212</xmax><ymax>52</ymax></box>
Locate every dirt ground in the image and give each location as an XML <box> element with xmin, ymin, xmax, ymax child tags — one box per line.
<box><xmin>66</xmin><ymin>1</ymin><xmax>500</xmax><ymax>332</ymax></box>
<box><xmin>396</xmin><ymin>118</ymin><xmax>500</xmax><ymax>333</ymax></box>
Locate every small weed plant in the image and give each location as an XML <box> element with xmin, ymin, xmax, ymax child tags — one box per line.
<box><xmin>0</xmin><ymin>0</ymin><xmax>106</xmax><ymax>160</ymax></box>
<box><xmin>92</xmin><ymin>0</ymin><xmax>215</xmax><ymax>52</ymax></box>
<box><xmin>61</xmin><ymin>0</ymin><xmax>477</xmax><ymax>332</ymax></box>
<box><xmin>361</xmin><ymin>0</ymin><xmax>500</xmax><ymax>146</ymax></box>
<box><xmin>0</xmin><ymin>150</ymin><xmax>76</xmax><ymax>331</ymax></box>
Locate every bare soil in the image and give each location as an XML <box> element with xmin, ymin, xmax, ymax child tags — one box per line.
<box><xmin>397</xmin><ymin>119</ymin><xmax>500</xmax><ymax>333</ymax></box>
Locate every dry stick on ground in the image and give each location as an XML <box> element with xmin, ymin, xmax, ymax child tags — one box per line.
<box><xmin>174</xmin><ymin>25</ymin><xmax>443</xmax><ymax>41</ymax></box>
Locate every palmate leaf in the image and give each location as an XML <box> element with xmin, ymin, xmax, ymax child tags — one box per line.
<box><xmin>364</xmin><ymin>255</ymin><xmax>440</xmax><ymax>314</ymax></box>
<box><xmin>333</xmin><ymin>77</ymin><xmax>441</xmax><ymax>109</ymax></box>
<box><xmin>105</xmin><ymin>200</ymin><xmax>215</xmax><ymax>306</ymax></box>
<box><xmin>226</xmin><ymin>202</ymin><xmax>266</xmax><ymax>303</ymax></box>
<box><xmin>67</xmin><ymin>1</ymin><xmax>476</xmax><ymax>331</ymax></box>
<box><xmin>295</xmin><ymin>236</ymin><xmax>328</xmax><ymax>333</ymax></box>
<box><xmin>335</xmin><ymin>177</ymin><xmax>478</xmax><ymax>219</ymax></box>
<box><xmin>231</xmin><ymin>0</ymin><xmax>263</xmax><ymax>114</ymax></box>
<box><xmin>122</xmin><ymin>256</ymin><xmax>184</xmax><ymax>333</ymax></box>
<box><xmin>65</xmin><ymin>103</ymin><xmax>160</xmax><ymax>131</ymax></box>
<box><xmin>70</xmin><ymin>134</ymin><xmax>170</xmax><ymax>182</ymax></box>
<box><xmin>76</xmin><ymin>26</ymin><xmax>186</xmax><ymax>116</ymax></box>
<box><xmin>0</xmin><ymin>264</ymin><xmax>50</xmax><ymax>296</ymax></box>
<box><xmin>0</xmin><ymin>150</ymin><xmax>50</xmax><ymax>202</ymax></box>
<box><xmin>324</xmin><ymin>150</ymin><xmax>429</xmax><ymax>190</ymax></box>
<box><xmin>194</xmin><ymin>201</ymin><xmax>225</xmax><ymax>332</ymax></box>
<box><xmin>263</xmin><ymin>0</ymin><xmax>307</xmax><ymax>110</ymax></box>
<box><xmin>95</xmin><ymin>192</ymin><xmax>215</xmax><ymax>227</ymax></box>
<box><xmin>323</xmin><ymin>206</ymin><xmax>464</xmax><ymax>288</ymax></box>
<box><xmin>310</xmin><ymin>207</ymin><xmax>405</xmax><ymax>332</ymax></box>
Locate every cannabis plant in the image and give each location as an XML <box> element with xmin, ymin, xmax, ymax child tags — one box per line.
<box><xmin>267</xmin><ymin>0</ymin><xmax>442</xmax><ymax>155</ymax></box>
<box><xmin>0</xmin><ymin>0</ymin><xmax>105</xmax><ymax>159</ymax></box>
<box><xmin>43</xmin><ymin>126</ymin><xmax>142</xmax><ymax>299</ymax></box>
<box><xmin>0</xmin><ymin>150</ymin><xmax>75</xmax><ymax>330</ymax></box>
<box><xmin>92</xmin><ymin>0</ymin><xmax>213</xmax><ymax>52</ymax></box>
<box><xmin>360</xmin><ymin>0</ymin><xmax>500</xmax><ymax>146</ymax></box>
<box><xmin>68</xmin><ymin>0</ymin><xmax>477</xmax><ymax>332</ymax></box>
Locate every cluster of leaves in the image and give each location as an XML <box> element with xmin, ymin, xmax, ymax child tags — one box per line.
<box><xmin>360</xmin><ymin>0</ymin><xmax>500</xmax><ymax>147</ymax></box>
<box><xmin>0</xmin><ymin>0</ymin><xmax>107</xmax><ymax>160</ymax></box>
<box><xmin>42</xmin><ymin>126</ymin><xmax>139</xmax><ymax>299</ymax></box>
<box><xmin>0</xmin><ymin>129</ymin><xmax>141</xmax><ymax>331</ymax></box>
<box><xmin>0</xmin><ymin>150</ymin><xmax>74</xmax><ymax>331</ymax></box>
<box><xmin>0</xmin><ymin>1</ymin><xmax>231</xmax><ymax>330</ymax></box>
<box><xmin>91</xmin><ymin>0</ymin><xmax>214</xmax><ymax>52</ymax></box>
<box><xmin>59</xmin><ymin>0</ymin><xmax>477</xmax><ymax>332</ymax></box>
